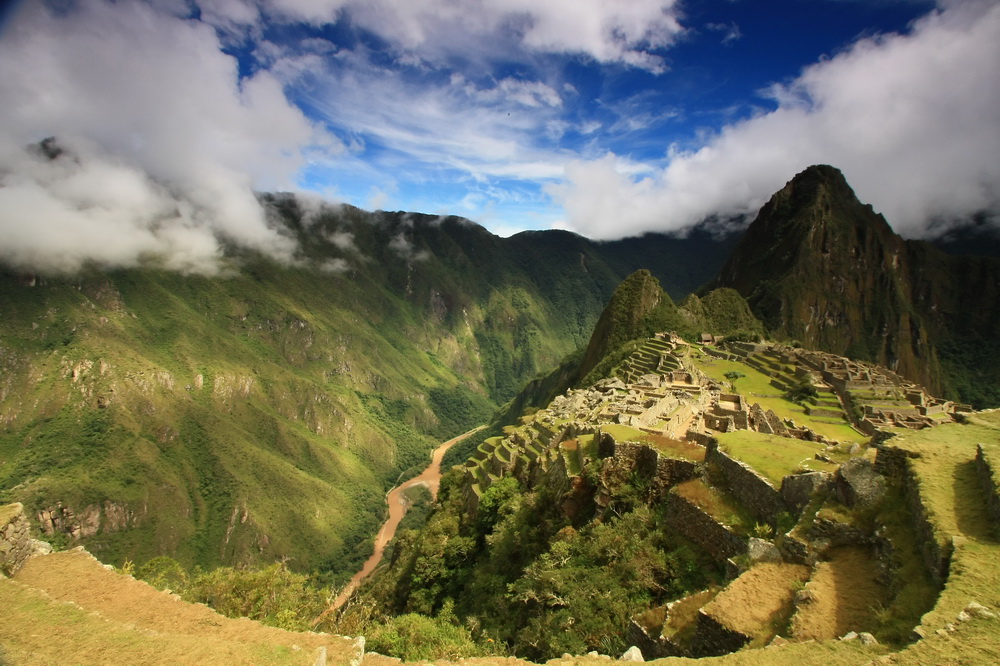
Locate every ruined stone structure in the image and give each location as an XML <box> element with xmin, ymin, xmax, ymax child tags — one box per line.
<box><xmin>455</xmin><ymin>332</ymin><xmax>974</xmax><ymax>658</ymax></box>
<box><xmin>706</xmin><ymin>440</ymin><xmax>790</xmax><ymax>524</ymax></box>
<box><xmin>976</xmin><ymin>444</ymin><xmax>1000</xmax><ymax>539</ymax></box>
<box><xmin>1</xmin><ymin>503</ymin><xmax>51</xmax><ymax>576</ymax></box>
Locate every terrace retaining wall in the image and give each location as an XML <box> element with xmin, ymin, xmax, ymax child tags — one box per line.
<box><xmin>706</xmin><ymin>441</ymin><xmax>789</xmax><ymax>524</ymax></box>
<box><xmin>975</xmin><ymin>444</ymin><xmax>1000</xmax><ymax>539</ymax></box>
<box><xmin>687</xmin><ymin>611</ymin><xmax>751</xmax><ymax>657</ymax></box>
<box><xmin>663</xmin><ymin>492</ymin><xmax>747</xmax><ymax>563</ymax></box>
<box><xmin>1</xmin><ymin>503</ymin><xmax>38</xmax><ymax>576</ymax></box>
<box><xmin>875</xmin><ymin>445</ymin><xmax>952</xmax><ymax>586</ymax></box>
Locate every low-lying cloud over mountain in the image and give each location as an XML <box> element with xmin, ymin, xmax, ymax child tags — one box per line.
<box><xmin>0</xmin><ymin>0</ymin><xmax>337</xmax><ymax>274</ymax></box>
<box><xmin>0</xmin><ymin>0</ymin><xmax>997</xmax><ymax>274</ymax></box>
<box><xmin>551</xmin><ymin>0</ymin><xmax>1000</xmax><ymax>239</ymax></box>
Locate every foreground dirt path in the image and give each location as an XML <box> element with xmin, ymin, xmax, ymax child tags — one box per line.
<box><xmin>323</xmin><ymin>425</ymin><xmax>484</xmax><ymax>617</ymax></box>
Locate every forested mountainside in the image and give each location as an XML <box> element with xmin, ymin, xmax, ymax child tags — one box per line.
<box><xmin>0</xmin><ymin>201</ymin><xmax>735</xmax><ymax>579</ymax></box>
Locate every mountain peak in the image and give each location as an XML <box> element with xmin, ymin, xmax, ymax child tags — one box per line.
<box><xmin>709</xmin><ymin>165</ymin><xmax>940</xmax><ymax>391</ymax></box>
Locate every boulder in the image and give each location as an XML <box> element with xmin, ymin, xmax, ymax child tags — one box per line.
<box><xmin>781</xmin><ymin>471</ymin><xmax>831</xmax><ymax>512</ymax></box>
<box><xmin>747</xmin><ymin>538</ymin><xmax>782</xmax><ymax>564</ymax></box>
<box><xmin>834</xmin><ymin>458</ymin><xmax>885</xmax><ymax>509</ymax></box>
<box><xmin>619</xmin><ymin>646</ymin><xmax>644</xmax><ymax>662</ymax></box>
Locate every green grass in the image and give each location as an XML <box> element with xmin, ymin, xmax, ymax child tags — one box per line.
<box><xmin>716</xmin><ymin>431</ymin><xmax>838</xmax><ymax>486</ymax></box>
<box><xmin>690</xmin><ymin>355</ymin><xmax>864</xmax><ymax>443</ymax></box>
<box><xmin>674</xmin><ymin>479</ymin><xmax>755</xmax><ymax>530</ymax></box>
<box><xmin>860</xmin><ymin>410</ymin><xmax>1000</xmax><ymax>663</ymax></box>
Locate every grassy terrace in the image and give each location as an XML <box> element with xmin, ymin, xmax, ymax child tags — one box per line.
<box><xmin>715</xmin><ymin>431</ymin><xmax>839</xmax><ymax>486</ymax></box>
<box><xmin>674</xmin><ymin>478</ymin><xmax>754</xmax><ymax>531</ymax></box>
<box><xmin>688</xmin><ymin>348</ymin><xmax>864</xmax><ymax>444</ymax></box>
<box><xmin>601</xmin><ymin>424</ymin><xmax>704</xmax><ymax>462</ymax></box>
<box><xmin>833</xmin><ymin>410</ymin><xmax>1000</xmax><ymax>665</ymax></box>
<box><xmin>560</xmin><ymin>439</ymin><xmax>584</xmax><ymax>475</ymax></box>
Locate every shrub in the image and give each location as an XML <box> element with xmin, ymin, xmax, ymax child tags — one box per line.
<box><xmin>365</xmin><ymin>612</ymin><xmax>493</xmax><ymax>661</ymax></box>
<box><xmin>135</xmin><ymin>556</ymin><xmax>189</xmax><ymax>592</ymax></box>
<box><xmin>183</xmin><ymin>563</ymin><xmax>330</xmax><ymax>631</ymax></box>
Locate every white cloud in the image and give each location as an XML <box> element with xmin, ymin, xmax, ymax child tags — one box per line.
<box><xmin>319</xmin><ymin>257</ymin><xmax>351</xmax><ymax>273</ymax></box>
<box><xmin>254</xmin><ymin>0</ymin><xmax>684</xmax><ymax>72</ymax></box>
<box><xmin>0</xmin><ymin>0</ymin><xmax>339</xmax><ymax>273</ymax></box>
<box><xmin>388</xmin><ymin>230</ymin><xmax>430</xmax><ymax>261</ymax></box>
<box><xmin>326</xmin><ymin>230</ymin><xmax>358</xmax><ymax>252</ymax></box>
<box><xmin>550</xmin><ymin>0</ymin><xmax>1000</xmax><ymax>239</ymax></box>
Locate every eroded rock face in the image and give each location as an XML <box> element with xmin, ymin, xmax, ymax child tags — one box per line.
<box><xmin>834</xmin><ymin>458</ymin><xmax>886</xmax><ymax>509</ymax></box>
<box><xmin>36</xmin><ymin>501</ymin><xmax>139</xmax><ymax>541</ymax></box>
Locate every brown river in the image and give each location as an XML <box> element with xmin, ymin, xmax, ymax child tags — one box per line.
<box><xmin>322</xmin><ymin>425</ymin><xmax>484</xmax><ymax>616</ymax></box>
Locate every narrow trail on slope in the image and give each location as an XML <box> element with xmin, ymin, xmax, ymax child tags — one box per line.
<box><xmin>317</xmin><ymin>425</ymin><xmax>484</xmax><ymax>622</ymax></box>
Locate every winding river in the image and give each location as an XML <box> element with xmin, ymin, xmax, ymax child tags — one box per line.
<box><xmin>324</xmin><ymin>425</ymin><xmax>484</xmax><ymax>615</ymax></box>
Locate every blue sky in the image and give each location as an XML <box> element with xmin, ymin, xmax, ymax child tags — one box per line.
<box><xmin>0</xmin><ymin>0</ymin><xmax>998</xmax><ymax>273</ymax></box>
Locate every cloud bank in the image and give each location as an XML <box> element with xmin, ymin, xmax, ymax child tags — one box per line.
<box><xmin>0</xmin><ymin>0</ymin><xmax>335</xmax><ymax>274</ymax></box>
<box><xmin>550</xmin><ymin>0</ymin><xmax>1000</xmax><ymax>239</ymax></box>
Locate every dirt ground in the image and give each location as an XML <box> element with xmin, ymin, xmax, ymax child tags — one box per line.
<box><xmin>705</xmin><ymin>563</ymin><xmax>811</xmax><ymax>636</ymax></box>
<box><xmin>10</xmin><ymin>548</ymin><xmax>358</xmax><ymax>664</ymax></box>
<box><xmin>791</xmin><ymin>546</ymin><xmax>887</xmax><ymax>641</ymax></box>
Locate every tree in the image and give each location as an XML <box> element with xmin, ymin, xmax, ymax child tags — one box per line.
<box><xmin>723</xmin><ymin>371</ymin><xmax>745</xmax><ymax>392</ymax></box>
<box><xmin>784</xmin><ymin>377</ymin><xmax>819</xmax><ymax>405</ymax></box>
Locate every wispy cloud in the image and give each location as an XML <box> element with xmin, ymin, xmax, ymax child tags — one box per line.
<box><xmin>252</xmin><ymin>0</ymin><xmax>685</xmax><ymax>72</ymax></box>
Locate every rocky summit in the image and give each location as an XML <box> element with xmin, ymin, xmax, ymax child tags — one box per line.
<box><xmin>709</xmin><ymin>165</ymin><xmax>1000</xmax><ymax>408</ymax></box>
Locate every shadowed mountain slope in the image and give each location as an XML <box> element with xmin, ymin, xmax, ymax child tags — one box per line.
<box><xmin>707</xmin><ymin>165</ymin><xmax>1000</xmax><ymax>407</ymax></box>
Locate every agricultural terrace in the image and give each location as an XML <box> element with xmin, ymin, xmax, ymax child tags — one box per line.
<box><xmin>714</xmin><ymin>431</ymin><xmax>842</xmax><ymax>486</ymax></box>
<box><xmin>686</xmin><ymin>347</ymin><xmax>863</xmax><ymax>443</ymax></box>
<box><xmin>874</xmin><ymin>410</ymin><xmax>1000</xmax><ymax>664</ymax></box>
<box><xmin>601</xmin><ymin>424</ymin><xmax>705</xmax><ymax>462</ymax></box>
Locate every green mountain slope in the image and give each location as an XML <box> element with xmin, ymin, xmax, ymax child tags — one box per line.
<box><xmin>0</xmin><ymin>201</ymin><xmax>734</xmax><ymax>579</ymax></box>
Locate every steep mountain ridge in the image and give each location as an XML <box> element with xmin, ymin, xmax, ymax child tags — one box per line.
<box><xmin>708</xmin><ymin>165</ymin><xmax>1000</xmax><ymax>407</ymax></box>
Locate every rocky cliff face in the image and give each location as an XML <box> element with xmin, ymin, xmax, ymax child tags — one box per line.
<box><xmin>709</xmin><ymin>165</ymin><xmax>1000</xmax><ymax>405</ymax></box>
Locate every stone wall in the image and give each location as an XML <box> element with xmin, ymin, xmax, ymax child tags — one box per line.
<box><xmin>875</xmin><ymin>445</ymin><xmax>952</xmax><ymax>586</ymax></box>
<box><xmin>626</xmin><ymin>620</ymin><xmax>685</xmax><ymax>660</ymax></box>
<box><xmin>686</xmin><ymin>430</ymin><xmax>714</xmax><ymax>447</ymax></box>
<box><xmin>663</xmin><ymin>492</ymin><xmax>747</xmax><ymax>563</ymax></box>
<box><xmin>653</xmin><ymin>457</ymin><xmax>698</xmax><ymax>494</ymax></box>
<box><xmin>1</xmin><ymin>503</ymin><xmax>37</xmax><ymax>576</ymax></box>
<box><xmin>687</xmin><ymin>611</ymin><xmax>751</xmax><ymax>658</ymax></box>
<box><xmin>976</xmin><ymin>444</ymin><xmax>1000</xmax><ymax>539</ymax></box>
<box><xmin>706</xmin><ymin>441</ymin><xmax>789</xmax><ymax>524</ymax></box>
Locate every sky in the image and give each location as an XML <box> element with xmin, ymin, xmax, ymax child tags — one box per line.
<box><xmin>0</xmin><ymin>0</ymin><xmax>999</xmax><ymax>273</ymax></box>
